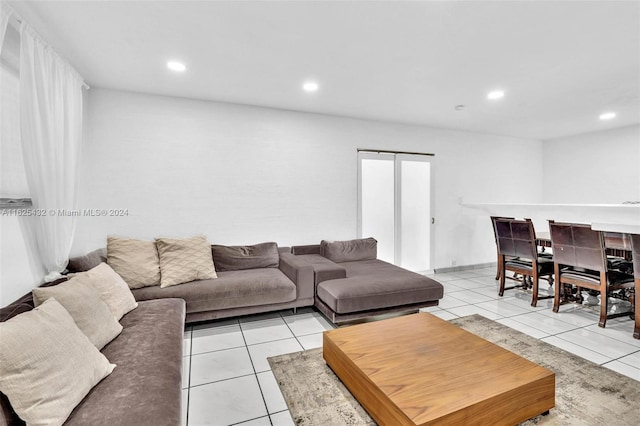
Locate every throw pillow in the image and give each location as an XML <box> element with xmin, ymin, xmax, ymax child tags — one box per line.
<box><xmin>32</xmin><ymin>280</ymin><xmax>123</xmax><ymax>350</ymax></box>
<box><xmin>321</xmin><ymin>237</ymin><xmax>378</xmax><ymax>263</ymax></box>
<box><xmin>0</xmin><ymin>298</ymin><xmax>115</xmax><ymax>426</ymax></box>
<box><xmin>212</xmin><ymin>242</ymin><xmax>280</xmax><ymax>271</ymax></box>
<box><xmin>107</xmin><ymin>236</ymin><xmax>161</xmax><ymax>288</ymax></box>
<box><xmin>69</xmin><ymin>262</ymin><xmax>138</xmax><ymax>320</ymax></box>
<box><xmin>156</xmin><ymin>236</ymin><xmax>217</xmax><ymax>288</ymax></box>
<box><xmin>67</xmin><ymin>248</ymin><xmax>107</xmax><ymax>273</ymax></box>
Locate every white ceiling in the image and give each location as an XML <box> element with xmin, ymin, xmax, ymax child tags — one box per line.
<box><xmin>8</xmin><ymin>0</ymin><xmax>640</xmax><ymax>140</ymax></box>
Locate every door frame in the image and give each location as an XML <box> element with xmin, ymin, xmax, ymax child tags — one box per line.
<box><xmin>357</xmin><ymin>149</ymin><xmax>435</xmax><ymax>273</ymax></box>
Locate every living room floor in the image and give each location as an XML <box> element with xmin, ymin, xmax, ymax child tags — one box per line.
<box><xmin>180</xmin><ymin>266</ymin><xmax>640</xmax><ymax>426</ymax></box>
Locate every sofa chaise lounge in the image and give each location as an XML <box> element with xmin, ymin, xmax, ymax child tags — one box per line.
<box><xmin>291</xmin><ymin>238</ymin><xmax>444</xmax><ymax>323</ymax></box>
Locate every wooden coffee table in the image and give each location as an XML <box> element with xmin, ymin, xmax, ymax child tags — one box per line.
<box><xmin>323</xmin><ymin>313</ymin><xmax>555</xmax><ymax>425</ymax></box>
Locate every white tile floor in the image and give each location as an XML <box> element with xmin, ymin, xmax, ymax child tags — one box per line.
<box><xmin>181</xmin><ymin>266</ymin><xmax>640</xmax><ymax>425</ymax></box>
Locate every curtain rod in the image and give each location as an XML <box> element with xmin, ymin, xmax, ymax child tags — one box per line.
<box><xmin>358</xmin><ymin>149</ymin><xmax>435</xmax><ymax>157</ymax></box>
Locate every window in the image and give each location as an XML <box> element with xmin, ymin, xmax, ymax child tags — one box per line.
<box><xmin>0</xmin><ymin>19</ymin><xmax>31</xmax><ymax>208</ymax></box>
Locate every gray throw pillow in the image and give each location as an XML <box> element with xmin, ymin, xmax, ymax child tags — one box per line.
<box><xmin>212</xmin><ymin>242</ymin><xmax>280</xmax><ymax>271</ymax></box>
<box><xmin>321</xmin><ymin>238</ymin><xmax>378</xmax><ymax>263</ymax></box>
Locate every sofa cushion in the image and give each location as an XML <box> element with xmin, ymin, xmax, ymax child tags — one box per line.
<box><xmin>131</xmin><ymin>268</ymin><xmax>296</xmax><ymax>313</ymax></box>
<box><xmin>64</xmin><ymin>299</ymin><xmax>185</xmax><ymax>426</ymax></box>
<box><xmin>320</xmin><ymin>238</ymin><xmax>377</xmax><ymax>263</ymax></box>
<box><xmin>67</xmin><ymin>248</ymin><xmax>107</xmax><ymax>273</ymax></box>
<box><xmin>68</xmin><ymin>263</ymin><xmax>138</xmax><ymax>320</ymax></box>
<box><xmin>107</xmin><ymin>237</ymin><xmax>161</xmax><ymax>289</ymax></box>
<box><xmin>0</xmin><ymin>298</ymin><xmax>115</xmax><ymax>426</ymax></box>
<box><xmin>156</xmin><ymin>236</ymin><xmax>217</xmax><ymax>288</ymax></box>
<box><xmin>316</xmin><ymin>259</ymin><xmax>444</xmax><ymax>314</ymax></box>
<box><xmin>32</xmin><ymin>279</ymin><xmax>123</xmax><ymax>350</ymax></box>
<box><xmin>212</xmin><ymin>242</ymin><xmax>279</xmax><ymax>271</ymax></box>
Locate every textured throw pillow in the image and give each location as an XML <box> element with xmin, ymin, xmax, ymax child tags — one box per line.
<box><xmin>107</xmin><ymin>236</ymin><xmax>161</xmax><ymax>288</ymax></box>
<box><xmin>321</xmin><ymin>237</ymin><xmax>378</xmax><ymax>263</ymax></box>
<box><xmin>0</xmin><ymin>298</ymin><xmax>115</xmax><ymax>426</ymax></box>
<box><xmin>32</xmin><ymin>280</ymin><xmax>123</xmax><ymax>350</ymax></box>
<box><xmin>156</xmin><ymin>236</ymin><xmax>217</xmax><ymax>288</ymax></box>
<box><xmin>212</xmin><ymin>242</ymin><xmax>280</xmax><ymax>271</ymax></box>
<box><xmin>68</xmin><ymin>263</ymin><xmax>138</xmax><ymax>320</ymax></box>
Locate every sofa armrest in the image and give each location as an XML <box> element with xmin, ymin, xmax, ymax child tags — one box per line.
<box><xmin>312</xmin><ymin>263</ymin><xmax>347</xmax><ymax>285</ymax></box>
<box><xmin>278</xmin><ymin>252</ymin><xmax>315</xmax><ymax>301</ymax></box>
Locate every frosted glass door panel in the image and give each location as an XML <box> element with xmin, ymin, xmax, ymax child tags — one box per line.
<box><xmin>399</xmin><ymin>159</ymin><xmax>431</xmax><ymax>272</ymax></box>
<box><xmin>360</xmin><ymin>157</ymin><xmax>395</xmax><ymax>263</ymax></box>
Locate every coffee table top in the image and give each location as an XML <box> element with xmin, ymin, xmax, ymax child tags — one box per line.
<box><xmin>323</xmin><ymin>313</ymin><xmax>555</xmax><ymax>425</ymax></box>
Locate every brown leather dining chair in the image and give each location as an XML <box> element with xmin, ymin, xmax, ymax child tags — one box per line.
<box><xmin>630</xmin><ymin>233</ymin><xmax>639</xmax><ymax>339</ymax></box>
<box><xmin>491</xmin><ymin>216</ymin><xmax>515</xmax><ymax>281</ymax></box>
<box><xmin>495</xmin><ymin>218</ymin><xmax>554</xmax><ymax>307</ymax></box>
<box><xmin>549</xmin><ymin>221</ymin><xmax>634</xmax><ymax>328</ymax></box>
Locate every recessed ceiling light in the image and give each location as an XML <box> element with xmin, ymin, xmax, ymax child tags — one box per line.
<box><xmin>599</xmin><ymin>112</ymin><xmax>616</xmax><ymax>120</ymax></box>
<box><xmin>487</xmin><ymin>90</ymin><xmax>505</xmax><ymax>100</ymax></box>
<box><xmin>303</xmin><ymin>81</ymin><xmax>319</xmax><ymax>92</ymax></box>
<box><xmin>167</xmin><ymin>61</ymin><xmax>186</xmax><ymax>72</ymax></box>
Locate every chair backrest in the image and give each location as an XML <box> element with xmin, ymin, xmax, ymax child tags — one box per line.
<box><xmin>630</xmin><ymin>234</ymin><xmax>640</xmax><ymax>280</ymax></box>
<box><xmin>495</xmin><ymin>218</ymin><xmax>537</xmax><ymax>259</ymax></box>
<box><xmin>548</xmin><ymin>221</ymin><xmax>606</xmax><ymax>272</ymax></box>
<box><xmin>490</xmin><ymin>216</ymin><xmax>514</xmax><ymax>243</ymax></box>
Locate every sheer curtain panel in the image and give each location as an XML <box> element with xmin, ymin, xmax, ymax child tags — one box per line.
<box><xmin>0</xmin><ymin>3</ymin><xmax>11</xmax><ymax>46</ymax></box>
<box><xmin>19</xmin><ymin>23</ymin><xmax>85</xmax><ymax>280</ymax></box>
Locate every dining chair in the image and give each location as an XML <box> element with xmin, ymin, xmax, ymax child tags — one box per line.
<box><xmin>549</xmin><ymin>221</ymin><xmax>634</xmax><ymax>328</ymax></box>
<box><xmin>495</xmin><ymin>218</ymin><xmax>554</xmax><ymax>307</ymax></box>
<box><xmin>630</xmin><ymin>234</ymin><xmax>639</xmax><ymax>339</ymax></box>
<box><xmin>490</xmin><ymin>216</ymin><xmax>515</xmax><ymax>281</ymax></box>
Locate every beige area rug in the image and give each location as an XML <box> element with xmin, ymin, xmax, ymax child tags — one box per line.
<box><xmin>268</xmin><ymin>314</ymin><xmax>640</xmax><ymax>425</ymax></box>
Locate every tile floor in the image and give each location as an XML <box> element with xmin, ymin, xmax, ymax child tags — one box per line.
<box><xmin>181</xmin><ymin>266</ymin><xmax>640</xmax><ymax>425</ymax></box>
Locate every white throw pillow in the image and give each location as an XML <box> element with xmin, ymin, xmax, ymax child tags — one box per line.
<box><xmin>0</xmin><ymin>298</ymin><xmax>116</xmax><ymax>426</ymax></box>
<box><xmin>107</xmin><ymin>236</ymin><xmax>161</xmax><ymax>288</ymax></box>
<box><xmin>156</xmin><ymin>236</ymin><xmax>217</xmax><ymax>288</ymax></box>
<box><xmin>32</xmin><ymin>279</ymin><xmax>123</xmax><ymax>350</ymax></box>
<box><xmin>69</xmin><ymin>262</ymin><xmax>138</xmax><ymax>320</ymax></box>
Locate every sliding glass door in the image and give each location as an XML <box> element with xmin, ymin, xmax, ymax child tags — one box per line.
<box><xmin>358</xmin><ymin>151</ymin><xmax>433</xmax><ymax>273</ymax></box>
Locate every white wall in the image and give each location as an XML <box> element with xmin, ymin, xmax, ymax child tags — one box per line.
<box><xmin>71</xmin><ymin>88</ymin><xmax>544</xmax><ymax>271</ymax></box>
<box><xmin>542</xmin><ymin>125</ymin><xmax>640</xmax><ymax>203</ymax></box>
<box><xmin>0</xmin><ymin>216</ymin><xmax>42</xmax><ymax>305</ymax></box>
<box><xmin>1</xmin><ymin>88</ymin><xmax>546</xmax><ymax>305</ymax></box>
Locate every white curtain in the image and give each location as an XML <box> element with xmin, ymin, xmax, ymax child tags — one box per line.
<box><xmin>0</xmin><ymin>3</ymin><xmax>11</xmax><ymax>47</ymax></box>
<box><xmin>20</xmin><ymin>23</ymin><xmax>85</xmax><ymax>281</ymax></box>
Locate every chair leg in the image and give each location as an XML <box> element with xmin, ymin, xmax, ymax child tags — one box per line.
<box><xmin>631</xmin><ymin>288</ymin><xmax>639</xmax><ymax>339</ymax></box>
<box><xmin>635</xmin><ymin>301</ymin><xmax>639</xmax><ymax>339</ymax></box>
<box><xmin>495</xmin><ymin>250</ymin><xmax>503</xmax><ymax>281</ymax></box>
<box><xmin>531</xmin><ymin>271</ymin><xmax>539</xmax><ymax>307</ymax></box>
<box><xmin>598</xmin><ymin>273</ymin><xmax>608</xmax><ymax>328</ymax></box>
<box><xmin>553</xmin><ymin>264</ymin><xmax>561</xmax><ymax>313</ymax></box>
<box><xmin>498</xmin><ymin>256</ymin><xmax>506</xmax><ymax>297</ymax></box>
<box><xmin>598</xmin><ymin>296</ymin><xmax>608</xmax><ymax>328</ymax></box>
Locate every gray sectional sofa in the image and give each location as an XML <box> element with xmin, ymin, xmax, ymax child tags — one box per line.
<box><xmin>291</xmin><ymin>238</ymin><xmax>444</xmax><ymax>323</ymax></box>
<box><xmin>0</xmin><ymin>241</ymin><xmax>314</xmax><ymax>425</ymax></box>
<box><xmin>0</xmin><ymin>237</ymin><xmax>443</xmax><ymax>425</ymax></box>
